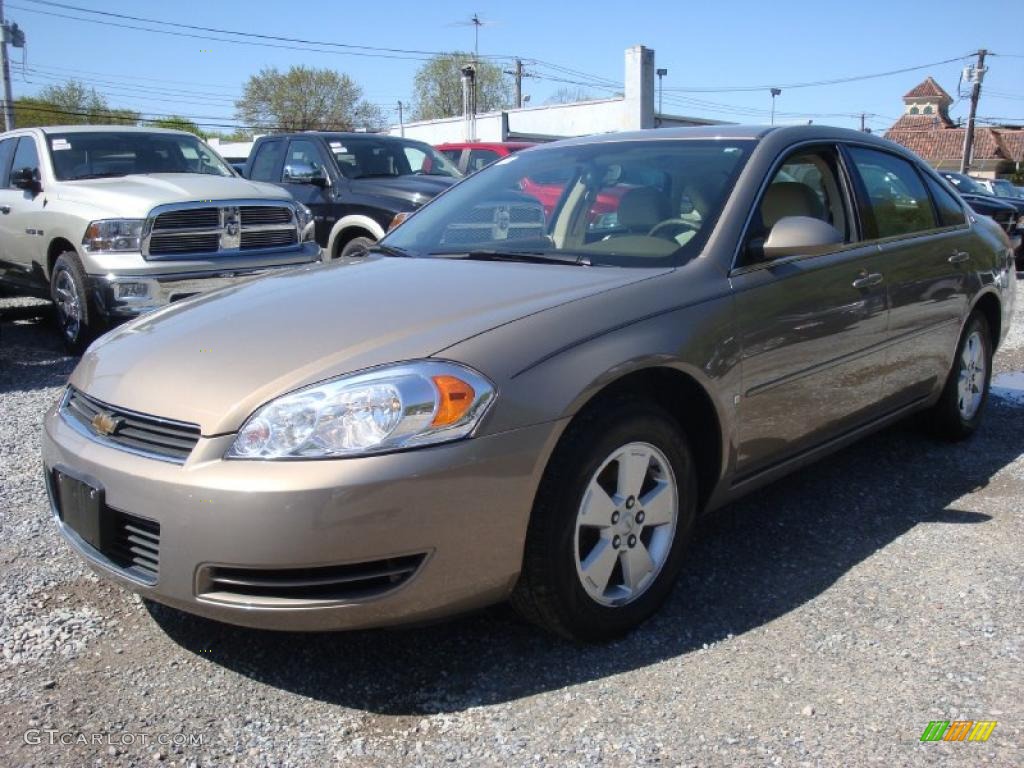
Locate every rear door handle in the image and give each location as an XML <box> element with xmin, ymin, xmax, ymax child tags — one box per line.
<box><xmin>852</xmin><ymin>272</ymin><xmax>883</xmax><ymax>289</ymax></box>
<box><xmin>0</xmin><ymin>205</ymin><xmax>9</xmax><ymax>214</ymax></box>
<box><xmin>948</xmin><ymin>250</ymin><xmax>970</xmax><ymax>264</ymax></box>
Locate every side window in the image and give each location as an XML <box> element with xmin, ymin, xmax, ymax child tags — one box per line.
<box><xmin>9</xmin><ymin>137</ymin><xmax>40</xmax><ymax>187</ymax></box>
<box><xmin>846</xmin><ymin>146</ymin><xmax>937</xmax><ymax>239</ymax></box>
<box><xmin>248</xmin><ymin>139</ymin><xmax>285</xmax><ymax>182</ymax></box>
<box><xmin>0</xmin><ymin>138</ymin><xmax>15</xmax><ymax>186</ymax></box>
<box><xmin>440</xmin><ymin>149</ymin><xmax>462</xmax><ymax>164</ymax></box>
<box><xmin>467</xmin><ymin>148</ymin><xmax>500</xmax><ymax>172</ymax></box>
<box><xmin>756</xmin><ymin>147</ymin><xmax>850</xmax><ymax>248</ymax></box>
<box><xmin>284</xmin><ymin>139</ymin><xmax>328</xmax><ymax>177</ymax></box>
<box><xmin>403</xmin><ymin>146</ymin><xmax>430</xmax><ymax>173</ymax></box>
<box><xmin>923</xmin><ymin>175</ymin><xmax>967</xmax><ymax>228</ymax></box>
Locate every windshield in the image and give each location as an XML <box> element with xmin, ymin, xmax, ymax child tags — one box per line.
<box><xmin>327</xmin><ymin>137</ymin><xmax>461</xmax><ymax>180</ymax></box>
<box><xmin>943</xmin><ymin>172</ymin><xmax>984</xmax><ymax>195</ymax></box>
<box><xmin>992</xmin><ymin>179</ymin><xmax>1022</xmax><ymax>199</ymax></box>
<box><xmin>383</xmin><ymin>139</ymin><xmax>753</xmax><ymax>267</ymax></box>
<box><xmin>47</xmin><ymin>132</ymin><xmax>234</xmax><ymax>180</ymax></box>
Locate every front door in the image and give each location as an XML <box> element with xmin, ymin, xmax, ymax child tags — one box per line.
<box><xmin>281</xmin><ymin>138</ymin><xmax>336</xmax><ymax>247</ymax></box>
<box><xmin>732</xmin><ymin>144</ymin><xmax>890</xmax><ymax>478</ymax></box>
<box><xmin>0</xmin><ymin>136</ymin><xmax>47</xmax><ymax>287</ymax></box>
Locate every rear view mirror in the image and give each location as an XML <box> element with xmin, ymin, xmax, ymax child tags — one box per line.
<box><xmin>762</xmin><ymin>216</ymin><xmax>843</xmax><ymax>260</ymax></box>
<box><xmin>283</xmin><ymin>162</ymin><xmax>329</xmax><ymax>187</ymax></box>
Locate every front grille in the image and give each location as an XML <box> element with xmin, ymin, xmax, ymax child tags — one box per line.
<box><xmin>198</xmin><ymin>554</ymin><xmax>426</xmax><ymax>605</ymax></box>
<box><xmin>241</xmin><ymin>230</ymin><xmax>298</xmax><ymax>249</ymax></box>
<box><xmin>154</xmin><ymin>207</ymin><xmax>219</xmax><ymax>230</ymax></box>
<box><xmin>149</xmin><ymin>233</ymin><xmax>220</xmax><ymax>254</ymax></box>
<box><xmin>145</xmin><ymin>202</ymin><xmax>299</xmax><ymax>258</ymax></box>
<box><xmin>63</xmin><ymin>388</ymin><xmax>201</xmax><ymax>463</ymax></box>
<box><xmin>103</xmin><ymin>510</ymin><xmax>161</xmax><ymax>582</ymax></box>
<box><xmin>240</xmin><ymin>205</ymin><xmax>293</xmax><ymax>225</ymax></box>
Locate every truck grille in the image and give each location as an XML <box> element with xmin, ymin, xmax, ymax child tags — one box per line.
<box><xmin>145</xmin><ymin>202</ymin><xmax>298</xmax><ymax>258</ymax></box>
<box><xmin>197</xmin><ymin>554</ymin><xmax>426</xmax><ymax>605</ymax></box>
<box><xmin>62</xmin><ymin>387</ymin><xmax>201</xmax><ymax>463</ymax></box>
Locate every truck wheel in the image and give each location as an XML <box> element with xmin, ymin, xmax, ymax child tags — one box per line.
<box><xmin>50</xmin><ymin>251</ymin><xmax>100</xmax><ymax>354</ymax></box>
<box><xmin>339</xmin><ymin>236</ymin><xmax>375</xmax><ymax>259</ymax></box>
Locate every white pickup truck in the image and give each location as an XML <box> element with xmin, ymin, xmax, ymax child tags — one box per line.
<box><xmin>0</xmin><ymin>125</ymin><xmax>320</xmax><ymax>351</ymax></box>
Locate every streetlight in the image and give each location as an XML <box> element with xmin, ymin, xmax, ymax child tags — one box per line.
<box><xmin>770</xmin><ymin>87</ymin><xmax>782</xmax><ymax>125</ymax></box>
<box><xmin>656</xmin><ymin>68</ymin><xmax>668</xmax><ymax>124</ymax></box>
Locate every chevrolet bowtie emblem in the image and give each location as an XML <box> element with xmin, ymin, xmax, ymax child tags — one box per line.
<box><xmin>91</xmin><ymin>411</ymin><xmax>122</xmax><ymax>436</ymax></box>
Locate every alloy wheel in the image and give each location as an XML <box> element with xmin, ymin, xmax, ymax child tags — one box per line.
<box><xmin>957</xmin><ymin>329</ymin><xmax>986</xmax><ymax>420</ymax></box>
<box><xmin>54</xmin><ymin>269</ymin><xmax>82</xmax><ymax>343</ymax></box>
<box><xmin>574</xmin><ymin>441</ymin><xmax>679</xmax><ymax>607</ymax></box>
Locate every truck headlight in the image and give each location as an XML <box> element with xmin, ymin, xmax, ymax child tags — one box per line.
<box><xmin>294</xmin><ymin>204</ymin><xmax>315</xmax><ymax>242</ymax></box>
<box><xmin>227</xmin><ymin>361</ymin><xmax>495</xmax><ymax>459</ymax></box>
<box><xmin>83</xmin><ymin>219</ymin><xmax>144</xmax><ymax>252</ymax></box>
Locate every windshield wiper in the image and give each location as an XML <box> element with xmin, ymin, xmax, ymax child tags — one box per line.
<box><xmin>428</xmin><ymin>249</ymin><xmax>589</xmax><ymax>266</ymax></box>
<box><xmin>69</xmin><ymin>172</ymin><xmax>126</xmax><ymax>180</ymax></box>
<box><xmin>365</xmin><ymin>243</ymin><xmax>412</xmax><ymax>257</ymax></box>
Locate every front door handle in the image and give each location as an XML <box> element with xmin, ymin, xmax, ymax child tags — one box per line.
<box><xmin>852</xmin><ymin>272</ymin><xmax>883</xmax><ymax>289</ymax></box>
<box><xmin>948</xmin><ymin>250</ymin><xmax>970</xmax><ymax>264</ymax></box>
<box><xmin>0</xmin><ymin>205</ymin><xmax>10</xmax><ymax>214</ymax></box>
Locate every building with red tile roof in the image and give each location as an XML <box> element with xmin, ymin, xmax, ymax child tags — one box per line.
<box><xmin>884</xmin><ymin>77</ymin><xmax>1024</xmax><ymax>177</ymax></box>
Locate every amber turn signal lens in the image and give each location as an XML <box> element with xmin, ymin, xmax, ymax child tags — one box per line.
<box><xmin>431</xmin><ymin>375</ymin><xmax>476</xmax><ymax>427</ymax></box>
<box><xmin>388</xmin><ymin>211</ymin><xmax>411</xmax><ymax>232</ymax></box>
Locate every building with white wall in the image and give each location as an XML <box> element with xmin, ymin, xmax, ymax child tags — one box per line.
<box><xmin>389</xmin><ymin>46</ymin><xmax>725</xmax><ymax>144</ymax></box>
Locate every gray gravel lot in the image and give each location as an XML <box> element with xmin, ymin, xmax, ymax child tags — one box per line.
<box><xmin>1</xmin><ymin>289</ymin><xmax>1021</xmax><ymax>767</ymax></box>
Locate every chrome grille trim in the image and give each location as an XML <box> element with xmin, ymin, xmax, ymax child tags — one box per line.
<box><xmin>142</xmin><ymin>200</ymin><xmax>298</xmax><ymax>258</ymax></box>
<box><xmin>60</xmin><ymin>387</ymin><xmax>201</xmax><ymax>464</ymax></box>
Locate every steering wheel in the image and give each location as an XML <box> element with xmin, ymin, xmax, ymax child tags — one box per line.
<box><xmin>648</xmin><ymin>218</ymin><xmax>699</xmax><ymax>241</ymax></box>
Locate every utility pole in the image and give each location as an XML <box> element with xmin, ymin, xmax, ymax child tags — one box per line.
<box><xmin>960</xmin><ymin>49</ymin><xmax>988</xmax><ymax>174</ymax></box>
<box><xmin>770</xmin><ymin>87</ymin><xmax>781</xmax><ymax>126</ymax></box>
<box><xmin>860</xmin><ymin>112</ymin><xmax>866</xmax><ymax>132</ymax></box>
<box><xmin>503</xmin><ymin>59</ymin><xmax>534</xmax><ymax>109</ymax></box>
<box><xmin>0</xmin><ymin>0</ymin><xmax>19</xmax><ymax>132</ymax></box>
<box><xmin>397</xmin><ymin>100</ymin><xmax>404</xmax><ymax>136</ymax></box>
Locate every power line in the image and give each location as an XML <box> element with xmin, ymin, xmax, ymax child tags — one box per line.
<box><xmin>661</xmin><ymin>55</ymin><xmax>970</xmax><ymax>93</ymax></box>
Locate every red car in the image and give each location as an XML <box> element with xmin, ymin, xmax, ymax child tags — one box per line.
<box><xmin>436</xmin><ymin>141</ymin><xmax>537</xmax><ymax>174</ymax></box>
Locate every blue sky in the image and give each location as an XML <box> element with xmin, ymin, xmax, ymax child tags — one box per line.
<box><xmin>6</xmin><ymin>0</ymin><xmax>1023</xmax><ymax>133</ymax></box>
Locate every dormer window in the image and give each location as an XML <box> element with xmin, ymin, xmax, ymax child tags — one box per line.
<box><xmin>909</xmin><ymin>106</ymin><xmax>920</xmax><ymax>115</ymax></box>
<box><xmin>923</xmin><ymin>106</ymin><xmax>933</xmax><ymax>115</ymax></box>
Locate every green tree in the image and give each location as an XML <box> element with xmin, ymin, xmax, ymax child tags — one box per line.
<box><xmin>411</xmin><ymin>53</ymin><xmax>512</xmax><ymax>121</ymax></box>
<box><xmin>150</xmin><ymin>115</ymin><xmax>204</xmax><ymax>136</ymax></box>
<box><xmin>14</xmin><ymin>80</ymin><xmax>139</xmax><ymax>127</ymax></box>
<box><xmin>235</xmin><ymin>66</ymin><xmax>384</xmax><ymax>132</ymax></box>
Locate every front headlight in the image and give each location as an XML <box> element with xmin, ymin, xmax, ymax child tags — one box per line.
<box><xmin>227</xmin><ymin>361</ymin><xmax>495</xmax><ymax>459</ymax></box>
<box><xmin>294</xmin><ymin>204</ymin><xmax>315</xmax><ymax>242</ymax></box>
<box><xmin>83</xmin><ymin>219</ymin><xmax>144</xmax><ymax>252</ymax></box>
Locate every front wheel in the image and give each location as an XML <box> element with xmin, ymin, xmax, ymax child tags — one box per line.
<box><xmin>512</xmin><ymin>402</ymin><xmax>697</xmax><ymax>641</ymax></box>
<box><xmin>50</xmin><ymin>251</ymin><xmax>101</xmax><ymax>354</ymax></box>
<box><xmin>929</xmin><ymin>311</ymin><xmax>993</xmax><ymax>441</ymax></box>
<box><xmin>338</xmin><ymin>236</ymin><xmax>375</xmax><ymax>259</ymax></box>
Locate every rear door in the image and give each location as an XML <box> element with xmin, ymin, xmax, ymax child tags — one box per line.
<box><xmin>0</xmin><ymin>136</ymin><xmax>19</xmax><ymax>284</ymax></box>
<box><xmin>731</xmin><ymin>143</ymin><xmax>891</xmax><ymax>477</ymax></box>
<box><xmin>843</xmin><ymin>145</ymin><xmax>969</xmax><ymax>403</ymax></box>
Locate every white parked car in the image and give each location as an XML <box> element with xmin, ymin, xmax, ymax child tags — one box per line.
<box><xmin>0</xmin><ymin>125</ymin><xmax>320</xmax><ymax>351</ymax></box>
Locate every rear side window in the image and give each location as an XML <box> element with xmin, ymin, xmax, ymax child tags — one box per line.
<box><xmin>923</xmin><ymin>175</ymin><xmax>967</xmax><ymax>228</ymax></box>
<box><xmin>847</xmin><ymin>146</ymin><xmax>936</xmax><ymax>239</ymax></box>
<box><xmin>467</xmin><ymin>148</ymin><xmax>500</xmax><ymax>172</ymax></box>
<box><xmin>249</xmin><ymin>139</ymin><xmax>285</xmax><ymax>182</ymax></box>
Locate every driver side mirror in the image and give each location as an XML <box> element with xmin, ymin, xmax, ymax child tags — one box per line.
<box><xmin>12</xmin><ymin>166</ymin><xmax>40</xmax><ymax>193</ymax></box>
<box><xmin>761</xmin><ymin>216</ymin><xmax>843</xmax><ymax>260</ymax></box>
<box><xmin>283</xmin><ymin>162</ymin><xmax>330</xmax><ymax>188</ymax></box>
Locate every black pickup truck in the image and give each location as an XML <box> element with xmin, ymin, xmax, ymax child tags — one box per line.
<box><xmin>241</xmin><ymin>132</ymin><xmax>462</xmax><ymax>258</ymax></box>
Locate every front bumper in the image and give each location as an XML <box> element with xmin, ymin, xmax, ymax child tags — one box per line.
<box><xmin>87</xmin><ymin>242</ymin><xmax>323</xmax><ymax>318</ymax></box>
<box><xmin>42</xmin><ymin>399</ymin><xmax>563</xmax><ymax>631</ymax></box>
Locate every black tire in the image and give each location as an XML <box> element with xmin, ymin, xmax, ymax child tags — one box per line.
<box><xmin>338</xmin><ymin>236</ymin><xmax>375</xmax><ymax>259</ymax></box>
<box><xmin>50</xmin><ymin>251</ymin><xmax>100</xmax><ymax>354</ymax></box>
<box><xmin>929</xmin><ymin>311</ymin><xmax>993</xmax><ymax>441</ymax></box>
<box><xmin>511</xmin><ymin>400</ymin><xmax>698</xmax><ymax>641</ymax></box>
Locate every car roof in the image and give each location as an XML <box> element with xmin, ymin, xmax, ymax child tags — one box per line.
<box><xmin>544</xmin><ymin>124</ymin><xmax>899</xmax><ymax>149</ymax></box>
<box><xmin>436</xmin><ymin>141</ymin><xmax>537</xmax><ymax>149</ymax></box>
<box><xmin>32</xmin><ymin>125</ymin><xmax>196</xmax><ymax>136</ymax></box>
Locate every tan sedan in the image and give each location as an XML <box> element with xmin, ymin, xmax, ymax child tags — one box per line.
<box><xmin>43</xmin><ymin>125</ymin><xmax>1017</xmax><ymax>640</ymax></box>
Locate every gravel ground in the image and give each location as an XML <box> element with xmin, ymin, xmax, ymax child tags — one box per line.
<box><xmin>1</xmin><ymin>288</ymin><xmax>1021</xmax><ymax>767</ymax></box>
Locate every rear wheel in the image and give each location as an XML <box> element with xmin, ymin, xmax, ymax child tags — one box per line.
<box><xmin>50</xmin><ymin>251</ymin><xmax>100</xmax><ymax>354</ymax></box>
<box><xmin>512</xmin><ymin>402</ymin><xmax>697</xmax><ymax>641</ymax></box>
<box><xmin>929</xmin><ymin>311</ymin><xmax>992</xmax><ymax>440</ymax></box>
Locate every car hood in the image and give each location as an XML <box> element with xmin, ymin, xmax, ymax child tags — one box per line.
<box><xmin>346</xmin><ymin>175</ymin><xmax>456</xmax><ymax>207</ymax></box>
<box><xmin>72</xmin><ymin>257</ymin><xmax>664</xmax><ymax>434</ymax></box>
<box><xmin>55</xmin><ymin>174</ymin><xmax>291</xmax><ymax>218</ymax></box>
